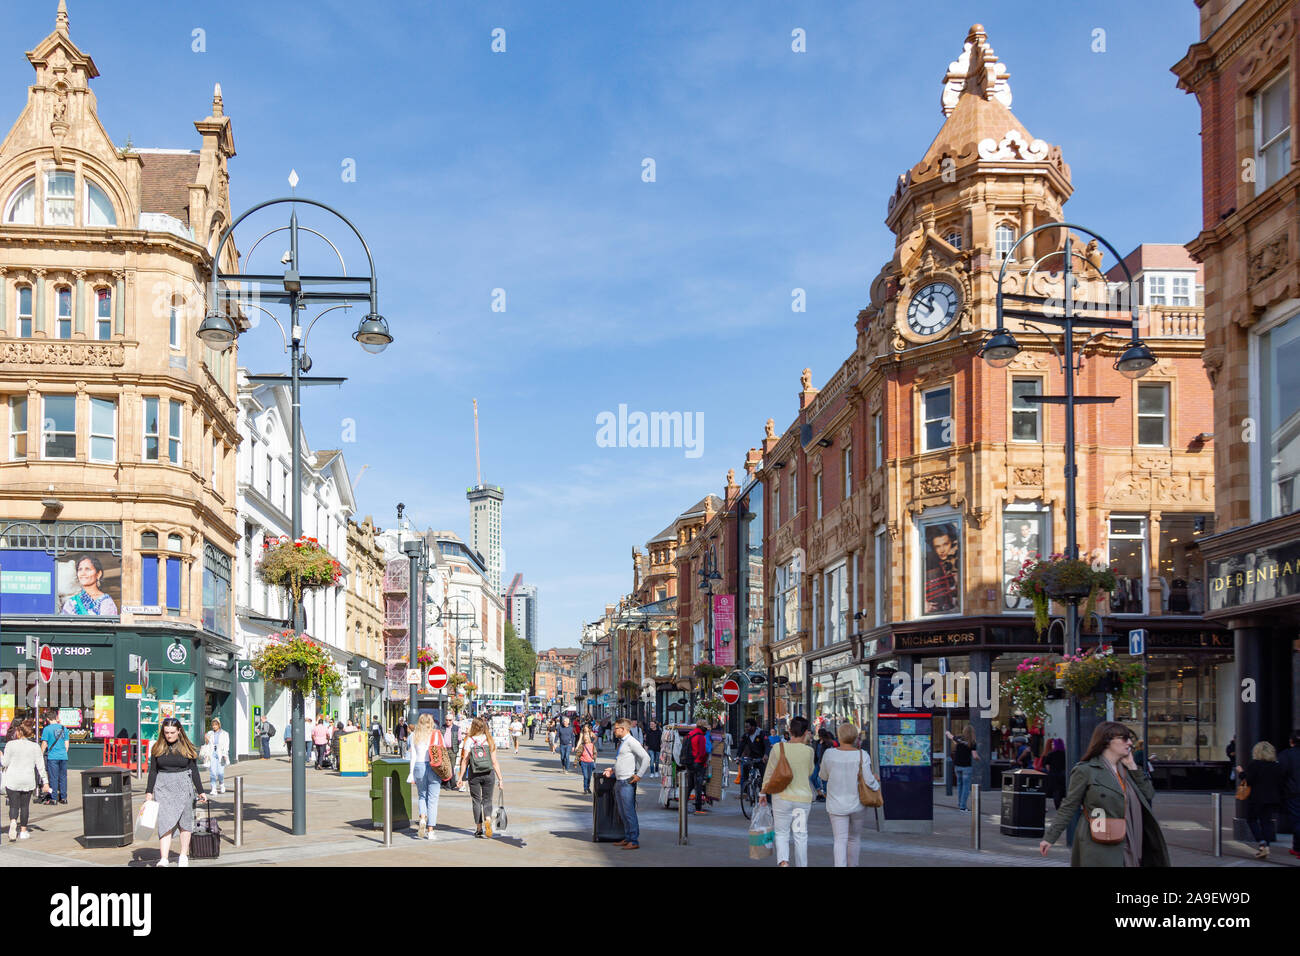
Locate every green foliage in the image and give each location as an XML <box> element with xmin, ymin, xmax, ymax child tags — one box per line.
<box><xmin>1011</xmin><ymin>555</ymin><xmax>1118</xmax><ymax>635</ymax></box>
<box><xmin>694</xmin><ymin>662</ymin><xmax>727</xmax><ymax>694</ymax></box>
<box><xmin>256</xmin><ymin>536</ymin><xmax>343</xmax><ymax>617</ymax></box>
<box><xmin>504</xmin><ymin>631</ymin><xmax>536</xmax><ymax>694</ymax></box>
<box><xmin>1000</xmin><ymin>656</ymin><xmax>1057</xmax><ymax>726</ymax></box>
<box><xmin>1060</xmin><ymin>647</ymin><xmax>1145</xmax><ymax>714</ymax></box>
<box><xmin>250</xmin><ymin>630</ymin><xmax>343</xmax><ymax>702</ymax></box>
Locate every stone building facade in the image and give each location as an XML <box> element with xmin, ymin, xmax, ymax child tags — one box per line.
<box><xmin>0</xmin><ymin>4</ymin><xmax>242</xmax><ymax>766</ymax></box>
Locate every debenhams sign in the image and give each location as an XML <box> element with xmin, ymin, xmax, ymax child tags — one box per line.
<box><xmin>1208</xmin><ymin>539</ymin><xmax>1300</xmax><ymax>611</ymax></box>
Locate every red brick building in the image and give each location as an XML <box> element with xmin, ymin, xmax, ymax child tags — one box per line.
<box><xmin>758</xmin><ymin>25</ymin><xmax>1218</xmax><ymax>787</ymax></box>
<box><xmin>1174</xmin><ymin>0</ymin><xmax>1300</xmax><ymax>826</ymax></box>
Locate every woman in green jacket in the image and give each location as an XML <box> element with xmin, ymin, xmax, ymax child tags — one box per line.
<box><xmin>1039</xmin><ymin>721</ymin><xmax>1171</xmax><ymax>867</ymax></box>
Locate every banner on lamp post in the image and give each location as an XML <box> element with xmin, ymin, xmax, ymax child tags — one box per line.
<box><xmin>713</xmin><ymin>593</ymin><xmax>735</xmax><ymax>667</ymax></box>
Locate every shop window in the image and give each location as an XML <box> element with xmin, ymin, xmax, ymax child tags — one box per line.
<box><xmin>1256</xmin><ymin>309</ymin><xmax>1300</xmax><ymax>520</ymax></box>
<box><xmin>922</xmin><ymin>386</ymin><xmax>952</xmax><ymax>451</ymax></box>
<box><xmin>1003</xmin><ymin>510</ymin><xmax>1048</xmax><ymax>611</ymax></box>
<box><xmin>1156</xmin><ymin>514</ymin><xmax>1214</xmax><ymax>614</ymax></box>
<box><xmin>8</xmin><ymin>395</ymin><xmax>27</xmax><ymax>460</ymax></box>
<box><xmin>1112</xmin><ymin>654</ymin><xmax>1232</xmax><ymax>762</ymax></box>
<box><xmin>1108</xmin><ymin>517</ymin><xmax>1147</xmax><ymax>614</ymax></box>
<box><xmin>919</xmin><ymin>514</ymin><xmax>961</xmax><ymax>616</ymax></box>
<box><xmin>42</xmin><ymin>394</ymin><xmax>76</xmax><ymax>459</ymax></box>
<box><xmin>1011</xmin><ymin>377</ymin><xmax>1041</xmax><ymax>441</ymax></box>
<box><xmin>140</xmin><ymin>671</ymin><xmax>197</xmax><ymax>744</ymax></box>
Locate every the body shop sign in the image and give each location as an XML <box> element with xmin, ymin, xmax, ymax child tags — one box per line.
<box><xmin>712</xmin><ymin>594</ymin><xmax>735</xmax><ymax>667</ymax></box>
<box><xmin>1208</xmin><ymin>539</ymin><xmax>1300</xmax><ymax>612</ymax></box>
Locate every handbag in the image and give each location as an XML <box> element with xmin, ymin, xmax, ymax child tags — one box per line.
<box><xmin>493</xmin><ymin>799</ymin><xmax>508</xmax><ymax>832</ymax></box>
<box><xmin>857</xmin><ymin>751</ymin><xmax>883</xmax><ymax>808</ymax></box>
<box><xmin>429</xmin><ymin>739</ymin><xmax>454</xmax><ymax>782</ymax></box>
<box><xmin>1235</xmin><ymin>779</ymin><xmax>1251</xmax><ymax>801</ymax></box>
<box><xmin>1088</xmin><ymin>808</ymin><xmax>1126</xmax><ymax>845</ymax></box>
<box><xmin>760</xmin><ymin>742</ymin><xmax>793</xmax><ymax>795</ymax></box>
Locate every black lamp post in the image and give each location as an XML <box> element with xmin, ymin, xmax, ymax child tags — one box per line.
<box><xmin>979</xmin><ymin>222</ymin><xmax>1155</xmax><ymax>771</ymax></box>
<box><xmin>200</xmin><ymin>193</ymin><xmax>392</xmax><ymax>837</ymax></box>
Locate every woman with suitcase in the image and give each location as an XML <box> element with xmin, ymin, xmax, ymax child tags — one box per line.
<box><xmin>145</xmin><ymin>717</ymin><xmax>208</xmax><ymax>867</ymax></box>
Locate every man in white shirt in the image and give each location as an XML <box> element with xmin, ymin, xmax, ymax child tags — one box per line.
<box><xmin>603</xmin><ymin>717</ymin><xmax>652</xmax><ymax>850</ymax></box>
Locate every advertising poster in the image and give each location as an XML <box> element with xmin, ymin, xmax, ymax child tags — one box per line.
<box><xmin>93</xmin><ymin>695</ymin><xmax>114</xmax><ymax>737</ymax></box>
<box><xmin>57</xmin><ymin>708</ymin><xmax>83</xmax><ymax>728</ymax></box>
<box><xmin>0</xmin><ymin>693</ymin><xmax>13</xmax><ymax>736</ymax></box>
<box><xmin>0</xmin><ymin>549</ymin><xmax>121</xmax><ymax>616</ymax></box>
<box><xmin>921</xmin><ymin>519</ymin><xmax>961</xmax><ymax>615</ymax></box>
<box><xmin>712</xmin><ymin>593</ymin><xmax>735</xmax><ymax>667</ymax></box>
<box><xmin>1003</xmin><ymin>513</ymin><xmax>1044</xmax><ymax>610</ymax></box>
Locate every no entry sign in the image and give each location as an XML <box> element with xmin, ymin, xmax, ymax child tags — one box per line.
<box><xmin>38</xmin><ymin>645</ymin><xmax>54</xmax><ymax>683</ymax></box>
<box><xmin>720</xmin><ymin>679</ymin><xmax>741</xmax><ymax>705</ymax></box>
<box><xmin>427</xmin><ymin>665</ymin><xmax>449</xmax><ymax>690</ymax></box>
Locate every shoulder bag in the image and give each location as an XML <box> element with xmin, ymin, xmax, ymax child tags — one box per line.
<box><xmin>1235</xmin><ymin>777</ymin><xmax>1251</xmax><ymax>801</ymax></box>
<box><xmin>1089</xmin><ymin>769</ymin><xmax>1127</xmax><ymax>845</ymax></box>
<box><xmin>429</xmin><ymin>737</ymin><xmax>454</xmax><ymax>782</ymax></box>
<box><xmin>857</xmin><ymin>751</ymin><xmax>883</xmax><ymax>808</ymax></box>
<box><xmin>760</xmin><ymin>742</ymin><xmax>793</xmax><ymax>795</ymax></box>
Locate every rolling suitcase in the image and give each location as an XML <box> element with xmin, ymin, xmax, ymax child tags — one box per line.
<box><xmin>592</xmin><ymin>773</ymin><xmax>626</xmax><ymax>843</ymax></box>
<box><xmin>189</xmin><ymin>798</ymin><xmax>221</xmax><ymax>859</ymax></box>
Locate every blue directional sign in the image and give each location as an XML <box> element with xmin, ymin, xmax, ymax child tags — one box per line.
<box><xmin>1128</xmin><ymin>628</ymin><xmax>1147</xmax><ymax>656</ymax></box>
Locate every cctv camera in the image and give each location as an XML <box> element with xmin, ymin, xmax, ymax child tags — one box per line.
<box><xmin>281</xmin><ymin>250</ymin><xmax>293</xmax><ymax>264</ymax></box>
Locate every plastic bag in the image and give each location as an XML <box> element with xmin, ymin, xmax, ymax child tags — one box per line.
<box><xmin>135</xmin><ymin>800</ymin><xmax>158</xmax><ymax>837</ymax></box>
<box><xmin>748</xmin><ymin>804</ymin><xmax>775</xmax><ymax>859</ymax></box>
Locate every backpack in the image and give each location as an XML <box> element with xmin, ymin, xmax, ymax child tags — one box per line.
<box><xmin>679</xmin><ymin>730</ymin><xmax>703</xmax><ymax>767</ymax></box>
<box><xmin>468</xmin><ymin>736</ymin><xmax>493</xmax><ymax>775</ymax></box>
<box><xmin>265</xmin><ymin>722</ymin><xmax>276</xmax><ymax>738</ymax></box>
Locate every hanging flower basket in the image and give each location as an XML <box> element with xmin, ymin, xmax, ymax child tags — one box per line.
<box><xmin>250</xmin><ymin>630</ymin><xmax>343</xmax><ymax>701</ymax></box>
<box><xmin>463</xmin><ymin>681</ymin><xmax>478</xmax><ymax>694</ymax></box>
<box><xmin>693</xmin><ymin>662</ymin><xmax>727</xmax><ymax>695</ymax></box>
<box><xmin>1059</xmin><ymin>646</ymin><xmax>1144</xmax><ymax>713</ymax></box>
<box><xmin>257</xmin><ymin>536</ymin><xmax>344</xmax><ymax>615</ymax></box>
<box><xmin>447</xmin><ymin>672</ymin><xmax>468</xmax><ymax>690</ymax></box>
<box><xmin>416</xmin><ymin>648</ymin><xmax>437</xmax><ymax>667</ymax></box>
<box><xmin>619</xmin><ymin>679</ymin><xmax>639</xmax><ymax>697</ymax></box>
<box><xmin>694</xmin><ymin>695</ymin><xmax>725</xmax><ymax>724</ymax></box>
<box><xmin>1010</xmin><ymin>554</ymin><xmax>1117</xmax><ymax>635</ymax></box>
<box><xmin>999</xmin><ymin>656</ymin><xmax>1057</xmax><ymax>727</ymax></box>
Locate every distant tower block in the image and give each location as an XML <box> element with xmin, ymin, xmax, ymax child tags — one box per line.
<box><xmin>467</xmin><ymin>483</ymin><xmax>504</xmax><ymax>594</ymax></box>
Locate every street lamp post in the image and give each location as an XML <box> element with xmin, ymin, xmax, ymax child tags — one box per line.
<box><xmin>199</xmin><ymin>194</ymin><xmax>393</xmax><ymax>837</ymax></box>
<box><xmin>979</xmin><ymin>222</ymin><xmax>1155</xmax><ymax>772</ymax></box>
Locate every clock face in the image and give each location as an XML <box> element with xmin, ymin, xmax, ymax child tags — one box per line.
<box><xmin>906</xmin><ymin>281</ymin><xmax>960</xmax><ymax>336</ymax></box>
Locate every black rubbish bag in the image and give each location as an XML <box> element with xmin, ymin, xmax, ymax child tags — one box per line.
<box><xmin>592</xmin><ymin>773</ymin><xmax>626</xmax><ymax>843</ymax></box>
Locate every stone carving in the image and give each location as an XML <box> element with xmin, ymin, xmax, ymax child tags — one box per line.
<box><xmin>1202</xmin><ymin>346</ymin><xmax>1224</xmax><ymax>387</ymax></box>
<box><xmin>726</xmin><ymin>468</ymin><xmax>736</xmax><ymax>487</ymax></box>
<box><xmin>1106</xmin><ymin>472</ymin><xmax>1150</xmax><ymax>504</ymax></box>
<box><xmin>1007</xmin><ymin>351</ymin><xmax>1049</xmax><ymax>371</ymax></box>
<box><xmin>1155</xmin><ymin>475</ymin><xmax>1192</xmax><ymax>503</ymax></box>
<box><xmin>1249</xmin><ymin>233</ymin><xmax>1289</xmax><ymax>286</ymax></box>
<box><xmin>870</xmin><ymin>491</ymin><xmax>881</xmax><ymax>513</ymax></box>
<box><xmin>765</xmin><ymin>418</ymin><xmax>776</xmax><ymax>440</ymax></box>
<box><xmin>941</xmin><ymin>24</ymin><xmax>1012</xmax><ymax>116</ymax></box>
<box><xmin>1236</xmin><ymin>18</ymin><xmax>1292</xmax><ymax>83</ymax></box>
<box><xmin>0</xmin><ymin>342</ymin><xmax>125</xmax><ymax>367</ymax></box>
<box><xmin>968</xmin><ymin>508</ymin><xmax>991</xmax><ymax>529</ymax></box>
<box><xmin>919</xmin><ymin>473</ymin><xmax>950</xmax><ymax>496</ymax></box>
<box><xmin>977</xmin><ymin>129</ymin><xmax>1049</xmax><ymax>162</ymax></box>
<box><xmin>914</xmin><ymin>359</ymin><xmax>955</xmax><ymax>386</ymax></box>
<box><xmin>801</xmin><ymin>368</ymin><xmax>813</xmax><ymax>390</ymax></box>
<box><xmin>1135</xmin><ymin>454</ymin><xmax>1172</xmax><ymax>472</ymax></box>
<box><xmin>1012</xmin><ymin>467</ymin><xmax>1043</xmax><ymax>486</ymax></box>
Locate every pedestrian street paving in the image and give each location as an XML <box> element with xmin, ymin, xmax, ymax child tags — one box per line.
<box><xmin>0</xmin><ymin>736</ymin><xmax>1291</xmax><ymax>867</ymax></box>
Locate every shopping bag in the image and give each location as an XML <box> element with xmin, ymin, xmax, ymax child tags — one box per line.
<box><xmin>135</xmin><ymin>800</ymin><xmax>159</xmax><ymax>837</ymax></box>
<box><xmin>748</xmin><ymin>804</ymin><xmax>775</xmax><ymax>859</ymax></box>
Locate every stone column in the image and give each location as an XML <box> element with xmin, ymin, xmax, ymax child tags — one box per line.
<box><xmin>73</xmin><ymin>270</ymin><xmax>85</xmax><ymax>336</ymax></box>
<box><xmin>33</xmin><ymin>269</ymin><xmax>46</xmax><ymax>334</ymax></box>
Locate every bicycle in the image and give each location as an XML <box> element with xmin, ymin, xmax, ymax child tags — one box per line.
<box><xmin>738</xmin><ymin>757</ymin><xmax>764</xmax><ymax>820</ymax></box>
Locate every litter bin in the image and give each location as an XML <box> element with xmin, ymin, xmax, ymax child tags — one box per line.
<box><xmin>369</xmin><ymin>756</ymin><xmax>411</xmax><ymax>829</ymax></box>
<box><xmin>1000</xmin><ymin>769</ymin><xmax>1046</xmax><ymax>838</ymax></box>
<box><xmin>81</xmin><ymin>767</ymin><xmax>133</xmax><ymax>848</ymax></box>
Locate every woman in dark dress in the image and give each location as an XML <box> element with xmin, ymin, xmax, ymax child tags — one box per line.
<box><xmin>1043</xmin><ymin>738</ymin><xmax>1067</xmax><ymax>809</ymax></box>
<box><xmin>1238</xmin><ymin>740</ymin><xmax>1286</xmax><ymax>860</ymax></box>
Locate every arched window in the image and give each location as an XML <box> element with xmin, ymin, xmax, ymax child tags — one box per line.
<box><xmin>4</xmin><ymin>178</ymin><xmax>35</xmax><ymax>224</ymax></box>
<box><xmin>84</xmin><ymin>180</ymin><xmax>116</xmax><ymax>226</ymax></box>
<box><xmin>995</xmin><ymin>224</ymin><xmax>1017</xmax><ymax>261</ymax></box>
<box><xmin>945</xmin><ymin>231</ymin><xmax>962</xmax><ymax>249</ymax></box>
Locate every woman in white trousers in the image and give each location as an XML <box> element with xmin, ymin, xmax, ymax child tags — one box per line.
<box><xmin>758</xmin><ymin>716</ymin><xmax>815</xmax><ymax>867</ymax></box>
<box><xmin>818</xmin><ymin>722</ymin><xmax>881</xmax><ymax>866</ymax></box>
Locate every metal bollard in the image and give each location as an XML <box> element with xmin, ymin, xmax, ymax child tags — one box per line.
<box><xmin>1212</xmin><ymin>792</ymin><xmax>1222</xmax><ymax>858</ymax></box>
<box><xmin>677</xmin><ymin>770</ymin><xmax>689</xmax><ymax>845</ymax></box>
<box><xmin>382</xmin><ymin>775</ymin><xmax>393</xmax><ymax>847</ymax></box>
<box><xmin>971</xmin><ymin>784</ymin><xmax>981</xmax><ymax>850</ymax></box>
<box><xmin>234</xmin><ymin>776</ymin><xmax>244</xmax><ymax>848</ymax></box>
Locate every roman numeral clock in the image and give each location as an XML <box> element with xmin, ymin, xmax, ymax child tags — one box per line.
<box><xmin>904</xmin><ymin>280</ymin><xmax>961</xmax><ymax>338</ymax></box>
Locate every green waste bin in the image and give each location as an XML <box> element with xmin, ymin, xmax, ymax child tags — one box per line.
<box><xmin>370</xmin><ymin>756</ymin><xmax>411</xmax><ymax>829</ymax></box>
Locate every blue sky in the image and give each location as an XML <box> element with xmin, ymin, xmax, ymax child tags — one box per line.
<box><xmin>5</xmin><ymin>1</ymin><xmax>1202</xmax><ymax>649</ymax></box>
